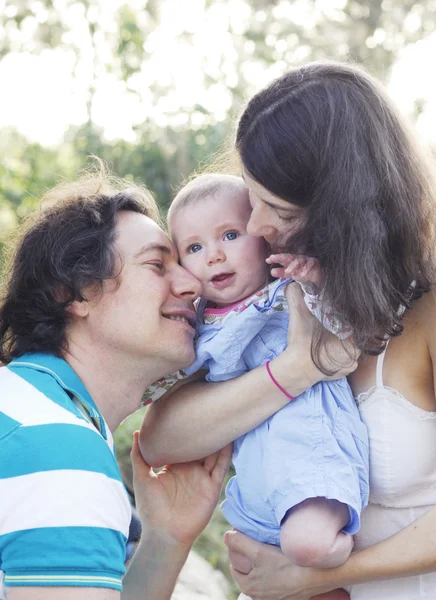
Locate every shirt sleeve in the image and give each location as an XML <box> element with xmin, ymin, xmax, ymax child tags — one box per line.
<box><xmin>0</xmin><ymin>421</ymin><xmax>131</xmax><ymax>591</ymax></box>
<box><xmin>141</xmin><ymin>370</ymin><xmax>187</xmax><ymax>405</ymax></box>
<box><xmin>300</xmin><ymin>284</ymin><xmax>353</xmax><ymax>340</ymax></box>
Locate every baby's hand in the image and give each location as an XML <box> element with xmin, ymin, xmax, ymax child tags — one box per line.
<box><xmin>266</xmin><ymin>253</ymin><xmax>324</xmax><ymax>294</ymax></box>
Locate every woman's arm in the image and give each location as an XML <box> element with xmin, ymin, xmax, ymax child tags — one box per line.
<box><xmin>140</xmin><ymin>284</ymin><xmax>358</xmax><ymax>467</ymax></box>
<box><xmin>225</xmin><ymin>505</ymin><xmax>436</xmax><ymax>599</ymax></box>
<box><xmin>225</xmin><ymin>292</ymin><xmax>436</xmax><ymax>599</ymax></box>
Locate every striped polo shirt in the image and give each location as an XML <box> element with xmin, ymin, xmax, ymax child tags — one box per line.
<box><xmin>0</xmin><ymin>353</ymin><xmax>131</xmax><ymax>594</ymax></box>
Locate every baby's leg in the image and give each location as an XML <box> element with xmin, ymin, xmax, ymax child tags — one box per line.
<box><xmin>280</xmin><ymin>497</ymin><xmax>353</xmax><ymax>568</ymax></box>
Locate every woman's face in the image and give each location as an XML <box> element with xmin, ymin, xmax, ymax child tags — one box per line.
<box><xmin>242</xmin><ymin>170</ymin><xmax>307</xmax><ymax>252</ymax></box>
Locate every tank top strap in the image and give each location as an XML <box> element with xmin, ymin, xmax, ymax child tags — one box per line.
<box><xmin>375</xmin><ymin>281</ymin><xmax>416</xmax><ymax>388</ymax></box>
<box><xmin>376</xmin><ymin>340</ymin><xmax>390</xmax><ymax>387</ymax></box>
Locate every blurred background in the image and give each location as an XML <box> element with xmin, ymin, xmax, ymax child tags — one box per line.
<box><xmin>1</xmin><ymin>0</ymin><xmax>436</xmax><ymax>596</ymax></box>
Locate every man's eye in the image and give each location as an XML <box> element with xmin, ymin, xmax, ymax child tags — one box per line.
<box><xmin>148</xmin><ymin>262</ymin><xmax>164</xmax><ymax>270</ymax></box>
<box><xmin>188</xmin><ymin>244</ymin><xmax>202</xmax><ymax>253</ymax></box>
<box><xmin>224</xmin><ymin>231</ymin><xmax>238</xmax><ymax>241</ymax></box>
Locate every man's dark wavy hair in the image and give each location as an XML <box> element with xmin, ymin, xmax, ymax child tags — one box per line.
<box><xmin>0</xmin><ymin>165</ymin><xmax>160</xmax><ymax>364</ymax></box>
<box><xmin>236</xmin><ymin>61</ymin><xmax>436</xmax><ymax>372</ymax></box>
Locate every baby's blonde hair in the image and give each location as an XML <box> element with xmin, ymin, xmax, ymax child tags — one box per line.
<box><xmin>168</xmin><ymin>173</ymin><xmax>247</xmax><ymax>229</ymax></box>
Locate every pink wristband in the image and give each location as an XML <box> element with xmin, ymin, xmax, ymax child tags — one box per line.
<box><xmin>265</xmin><ymin>360</ymin><xmax>295</xmax><ymax>401</ymax></box>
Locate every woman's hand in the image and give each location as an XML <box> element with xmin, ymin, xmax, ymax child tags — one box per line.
<box><xmin>131</xmin><ymin>431</ymin><xmax>232</xmax><ymax>548</ymax></box>
<box><xmin>224</xmin><ymin>530</ymin><xmax>333</xmax><ymax>600</ymax></box>
<box><xmin>270</xmin><ymin>283</ymin><xmax>359</xmax><ymax>388</ymax></box>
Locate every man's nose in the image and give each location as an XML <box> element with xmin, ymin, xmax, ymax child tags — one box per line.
<box><xmin>172</xmin><ymin>265</ymin><xmax>202</xmax><ymax>299</ymax></box>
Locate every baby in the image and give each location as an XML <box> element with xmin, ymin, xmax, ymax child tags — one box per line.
<box><xmin>144</xmin><ymin>174</ymin><xmax>369</xmax><ymax>584</ymax></box>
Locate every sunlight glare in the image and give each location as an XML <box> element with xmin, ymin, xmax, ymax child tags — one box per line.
<box><xmin>0</xmin><ymin>50</ymin><xmax>86</xmax><ymax>145</ymax></box>
<box><xmin>0</xmin><ymin>0</ymin><xmax>435</xmax><ymax>145</ymax></box>
<box><xmin>389</xmin><ymin>33</ymin><xmax>436</xmax><ymax>143</ymax></box>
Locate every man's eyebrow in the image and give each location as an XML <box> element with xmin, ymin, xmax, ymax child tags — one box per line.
<box><xmin>134</xmin><ymin>243</ymin><xmax>172</xmax><ymax>259</ymax></box>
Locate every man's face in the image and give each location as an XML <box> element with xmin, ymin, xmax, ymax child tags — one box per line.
<box><xmin>85</xmin><ymin>211</ymin><xmax>201</xmax><ymax>378</ymax></box>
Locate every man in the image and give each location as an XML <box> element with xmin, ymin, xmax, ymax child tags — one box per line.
<box><xmin>0</xmin><ymin>169</ymin><xmax>231</xmax><ymax>600</ymax></box>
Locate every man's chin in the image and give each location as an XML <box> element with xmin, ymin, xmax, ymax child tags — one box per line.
<box><xmin>182</xmin><ymin>350</ymin><xmax>196</xmax><ymax>371</ymax></box>
<box><xmin>164</xmin><ymin>347</ymin><xmax>196</xmax><ymax>373</ymax></box>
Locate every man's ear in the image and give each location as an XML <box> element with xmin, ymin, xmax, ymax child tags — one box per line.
<box><xmin>52</xmin><ymin>285</ymin><xmax>90</xmax><ymax>318</ymax></box>
<box><xmin>65</xmin><ymin>299</ymin><xmax>90</xmax><ymax>317</ymax></box>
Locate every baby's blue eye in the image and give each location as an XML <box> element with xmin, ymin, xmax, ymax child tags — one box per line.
<box><xmin>189</xmin><ymin>243</ymin><xmax>202</xmax><ymax>253</ymax></box>
<box><xmin>224</xmin><ymin>231</ymin><xmax>238</xmax><ymax>241</ymax></box>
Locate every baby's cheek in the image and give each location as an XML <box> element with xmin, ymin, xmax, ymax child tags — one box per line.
<box><xmin>247</xmin><ymin>238</ymin><xmax>268</xmax><ymax>262</ymax></box>
<box><xmin>179</xmin><ymin>256</ymin><xmax>203</xmax><ymax>281</ymax></box>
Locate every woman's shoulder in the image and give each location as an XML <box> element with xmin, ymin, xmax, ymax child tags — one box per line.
<box><xmin>392</xmin><ymin>290</ymin><xmax>436</xmax><ymax>358</ymax></box>
<box><xmin>405</xmin><ymin>289</ymin><xmax>436</xmax><ymax>333</ymax></box>
<box><xmin>411</xmin><ymin>290</ymin><xmax>436</xmax><ymax>355</ymax></box>
<box><xmin>367</xmin><ymin>290</ymin><xmax>435</xmax><ymax>410</ymax></box>
<box><xmin>352</xmin><ymin>290</ymin><xmax>435</xmax><ymax>400</ymax></box>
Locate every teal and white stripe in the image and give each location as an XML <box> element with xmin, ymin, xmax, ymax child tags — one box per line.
<box><xmin>0</xmin><ymin>353</ymin><xmax>131</xmax><ymax>593</ymax></box>
<box><xmin>5</xmin><ymin>574</ymin><xmax>122</xmax><ymax>589</ymax></box>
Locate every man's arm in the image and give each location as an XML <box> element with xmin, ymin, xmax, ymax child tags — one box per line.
<box><xmin>122</xmin><ymin>433</ymin><xmax>232</xmax><ymax>599</ymax></box>
<box><xmin>6</xmin><ymin>541</ymin><xmax>190</xmax><ymax>600</ymax></box>
<box><xmin>5</xmin><ymin>436</ymin><xmax>231</xmax><ymax>600</ymax></box>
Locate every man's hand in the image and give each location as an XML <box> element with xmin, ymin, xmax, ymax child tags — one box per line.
<box><xmin>131</xmin><ymin>432</ymin><xmax>232</xmax><ymax>548</ymax></box>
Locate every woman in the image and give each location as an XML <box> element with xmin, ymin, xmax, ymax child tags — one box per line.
<box><xmin>141</xmin><ymin>62</ymin><xmax>436</xmax><ymax>599</ymax></box>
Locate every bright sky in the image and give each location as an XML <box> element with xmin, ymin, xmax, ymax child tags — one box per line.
<box><xmin>0</xmin><ymin>0</ymin><xmax>435</xmax><ymax>146</ymax></box>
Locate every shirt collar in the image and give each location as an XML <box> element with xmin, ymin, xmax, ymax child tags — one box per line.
<box><xmin>9</xmin><ymin>352</ymin><xmax>108</xmax><ymax>439</ymax></box>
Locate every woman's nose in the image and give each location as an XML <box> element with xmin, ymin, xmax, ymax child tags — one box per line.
<box><xmin>247</xmin><ymin>212</ymin><xmax>275</xmax><ymax>238</ymax></box>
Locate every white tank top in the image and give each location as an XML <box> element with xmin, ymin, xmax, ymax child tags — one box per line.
<box><xmin>348</xmin><ymin>343</ymin><xmax>436</xmax><ymax>599</ymax></box>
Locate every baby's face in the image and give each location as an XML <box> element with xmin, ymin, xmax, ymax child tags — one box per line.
<box><xmin>170</xmin><ymin>189</ymin><xmax>269</xmax><ymax>307</ymax></box>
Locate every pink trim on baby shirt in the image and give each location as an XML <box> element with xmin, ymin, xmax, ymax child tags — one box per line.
<box><xmin>203</xmin><ymin>299</ymin><xmax>246</xmax><ymax>317</ymax></box>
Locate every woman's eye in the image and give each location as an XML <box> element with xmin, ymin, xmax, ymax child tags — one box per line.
<box><xmin>150</xmin><ymin>262</ymin><xmax>164</xmax><ymax>270</ymax></box>
<box><xmin>224</xmin><ymin>231</ymin><xmax>238</xmax><ymax>241</ymax></box>
<box><xmin>188</xmin><ymin>243</ymin><xmax>202</xmax><ymax>254</ymax></box>
<box><xmin>277</xmin><ymin>212</ymin><xmax>297</xmax><ymax>221</ymax></box>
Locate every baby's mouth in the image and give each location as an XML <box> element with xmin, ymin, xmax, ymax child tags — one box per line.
<box><xmin>212</xmin><ymin>272</ymin><xmax>232</xmax><ymax>281</ymax></box>
<box><xmin>210</xmin><ymin>272</ymin><xmax>235</xmax><ymax>287</ymax></box>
